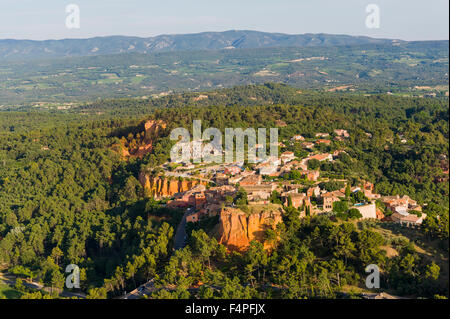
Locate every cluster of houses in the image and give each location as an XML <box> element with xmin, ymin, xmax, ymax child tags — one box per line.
<box><xmin>380</xmin><ymin>195</ymin><xmax>425</xmax><ymax>226</ymax></box>
<box><xmin>168</xmin><ymin>184</ymin><xmax>237</xmax><ymax>223</ymax></box>
<box><xmin>290</xmin><ymin>129</ymin><xmax>350</xmax><ymax>146</ymax></box>
<box><xmin>163</xmin><ymin>130</ymin><xmax>426</xmax><ymax>227</ymax></box>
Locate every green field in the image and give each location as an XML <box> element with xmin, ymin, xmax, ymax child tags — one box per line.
<box><xmin>0</xmin><ymin>41</ymin><xmax>447</xmax><ymax>106</ymax></box>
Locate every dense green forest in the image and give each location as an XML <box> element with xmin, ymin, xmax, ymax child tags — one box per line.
<box><xmin>0</xmin><ymin>84</ymin><xmax>448</xmax><ymax>299</ymax></box>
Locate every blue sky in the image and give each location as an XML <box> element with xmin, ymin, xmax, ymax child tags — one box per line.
<box><xmin>0</xmin><ymin>0</ymin><xmax>448</xmax><ymax>40</ymax></box>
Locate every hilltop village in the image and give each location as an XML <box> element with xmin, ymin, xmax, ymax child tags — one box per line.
<box><xmin>138</xmin><ymin>128</ymin><xmax>426</xmax><ymax>250</ymax></box>
<box><xmin>1</xmin><ymin>83</ymin><xmax>448</xmax><ymax>300</ymax></box>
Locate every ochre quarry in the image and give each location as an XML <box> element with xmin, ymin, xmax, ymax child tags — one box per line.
<box><xmin>113</xmin><ymin>119</ymin><xmax>167</xmax><ymax>159</ymax></box>
<box><xmin>215</xmin><ymin>206</ymin><xmax>283</xmax><ymax>252</ymax></box>
<box><xmin>139</xmin><ymin>172</ymin><xmax>207</xmax><ymax>198</ymax></box>
<box><xmin>134</xmin><ymin>119</ymin><xmax>166</xmax><ymax>158</ymax></box>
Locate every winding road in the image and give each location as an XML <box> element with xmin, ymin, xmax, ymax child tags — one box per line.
<box><xmin>0</xmin><ymin>273</ymin><xmax>86</xmax><ymax>299</ymax></box>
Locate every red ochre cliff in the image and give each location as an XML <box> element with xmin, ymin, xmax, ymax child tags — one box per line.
<box><xmin>215</xmin><ymin>205</ymin><xmax>283</xmax><ymax>252</ymax></box>
<box><xmin>138</xmin><ymin>172</ymin><xmax>207</xmax><ymax>198</ymax></box>
<box><xmin>113</xmin><ymin>119</ymin><xmax>167</xmax><ymax>160</ymax></box>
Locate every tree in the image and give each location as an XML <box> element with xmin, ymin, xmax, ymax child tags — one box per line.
<box><xmin>328</xmin><ymin>223</ymin><xmax>356</xmax><ymax>265</ymax></box>
<box><xmin>305</xmin><ymin>205</ymin><xmax>311</xmax><ymax>217</ymax></box>
<box><xmin>329</xmin><ymin>259</ymin><xmax>346</xmax><ymax>287</ymax></box>
<box><xmin>351</xmin><ymin>191</ymin><xmax>368</xmax><ymax>204</ymax></box>
<box><xmin>225</xmin><ymin>195</ymin><xmax>234</xmax><ymax>206</ymax></box>
<box><xmin>399</xmin><ymin>253</ymin><xmax>417</xmax><ymax>277</ymax></box>
<box><xmin>425</xmin><ymin>262</ymin><xmax>440</xmax><ymax>281</ymax></box>
<box><xmin>347</xmin><ymin>208</ymin><xmax>362</xmax><ymax>219</ymax></box>
<box><xmin>125</xmin><ymin>261</ymin><xmax>138</xmax><ymax>288</ymax></box>
<box><xmin>333</xmin><ymin>201</ymin><xmax>349</xmax><ymax>213</ymax></box>
<box><xmin>289</xmin><ymin>170</ymin><xmax>303</xmax><ymax>180</ymax></box>
<box><xmin>199</xmin><ymin>286</ymin><xmax>215</xmax><ymax>299</ymax></box>
<box><xmin>86</xmin><ymin>287</ymin><xmax>107</xmax><ymax>299</ymax></box>
<box><xmin>246</xmin><ymin>241</ymin><xmax>268</xmax><ymax>284</ymax></box>
<box><xmin>190</xmin><ymin>230</ymin><xmax>216</xmax><ymax>268</ymax></box>
<box><xmin>15</xmin><ymin>278</ymin><xmax>26</xmax><ymax>292</ymax></box>
<box><xmin>234</xmin><ymin>188</ymin><xmax>248</xmax><ymax>205</ymax></box>
<box><xmin>287</xmin><ymin>195</ymin><xmax>293</xmax><ymax>207</ymax></box>
<box><xmin>50</xmin><ymin>270</ymin><xmax>65</xmax><ymax>295</ymax></box>
<box><xmin>345</xmin><ymin>184</ymin><xmax>351</xmax><ymax>198</ymax></box>
<box><xmin>219</xmin><ymin>277</ymin><xmax>253</xmax><ymax>299</ymax></box>
<box><xmin>322</xmin><ymin>180</ymin><xmax>345</xmax><ymax>192</ymax></box>
<box><xmin>270</xmin><ymin>190</ymin><xmax>282</xmax><ymax>204</ymax></box>
<box><xmin>307</xmin><ymin>159</ymin><xmax>320</xmax><ymax>170</ymax></box>
<box><xmin>50</xmin><ymin>247</ymin><xmax>63</xmax><ymax>266</ymax></box>
<box><xmin>356</xmin><ymin>229</ymin><xmax>385</xmax><ymax>266</ymax></box>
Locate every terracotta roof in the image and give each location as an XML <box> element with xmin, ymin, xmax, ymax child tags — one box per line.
<box><xmin>308</xmin><ymin>153</ymin><xmax>332</xmax><ymax>161</ymax></box>
<box><xmin>391</xmin><ymin>212</ymin><xmax>420</xmax><ymax>223</ymax></box>
<box><xmin>322</xmin><ymin>190</ymin><xmax>345</xmax><ymax>198</ymax></box>
<box><xmin>239</xmin><ymin>174</ymin><xmax>262</xmax><ymax>186</ymax></box>
<box><xmin>316</xmin><ymin>139</ymin><xmax>331</xmax><ymax>144</ymax></box>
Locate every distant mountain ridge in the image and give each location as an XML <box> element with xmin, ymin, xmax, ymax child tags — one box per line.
<box><xmin>0</xmin><ymin>30</ymin><xmax>398</xmax><ymax>61</ymax></box>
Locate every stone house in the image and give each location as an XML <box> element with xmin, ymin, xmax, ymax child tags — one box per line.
<box><xmin>303</xmin><ymin>170</ymin><xmax>320</xmax><ymax>181</ymax></box>
<box><xmin>307</xmin><ymin>153</ymin><xmax>333</xmax><ymax>162</ymax></box>
<box><xmin>316</xmin><ymin>139</ymin><xmax>331</xmax><ymax>145</ymax></box>
<box><xmin>186</xmin><ymin>211</ymin><xmax>200</xmax><ymax>223</ymax></box>
<box><xmin>239</xmin><ymin>174</ymin><xmax>262</xmax><ymax>186</ymax></box>
<box><xmin>215</xmin><ymin>173</ymin><xmax>229</xmax><ymax>186</ymax></box>
<box><xmin>315</xmin><ymin>133</ymin><xmax>330</xmax><ymax>138</ymax></box>
<box><xmin>307</xmin><ymin>186</ymin><xmax>321</xmax><ymax>197</ymax></box>
<box><xmin>282</xmin><ymin>192</ymin><xmax>311</xmax><ymax>209</ymax></box>
<box><xmin>381</xmin><ymin>195</ymin><xmax>421</xmax><ymax>213</ymax></box>
<box><xmin>322</xmin><ymin>190</ymin><xmax>345</xmax><ymax>211</ymax></box>
<box><xmin>281</xmin><ymin>151</ymin><xmax>296</xmax><ymax>163</ymax></box>
<box><xmin>302</xmin><ymin>142</ymin><xmax>315</xmax><ymax>149</ymax></box>
<box><xmin>259</xmin><ymin>165</ymin><xmax>278</xmax><ymax>176</ymax></box>
<box><xmin>334</xmin><ymin>129</ymin><xmax>350</xmax><ymax>138</ymax></box>
<box><xmin>292</xmin><ymin>135</ymin><xmax>305</xmax><ymax>141</ymax></box>
<box><xmin>390</xmin><ymin>212</ymin><xmax>426</xmax><ymax>226</ymax></box>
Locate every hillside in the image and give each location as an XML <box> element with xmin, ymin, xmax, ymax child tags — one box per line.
<box><xmin>0</xmin><ymin>85</ymin><xmax>448</xmax><ymax>299</ymax></box>
<box><xmin>0</xmin><ymin>30</ymin><xmax>395</xmax><ymax>61</ymax></box>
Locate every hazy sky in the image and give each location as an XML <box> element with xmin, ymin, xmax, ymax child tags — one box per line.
<box><xmin>0</xmin><ymin>0</ymin><xmax>448</xmax><ymax>41</ymax></box>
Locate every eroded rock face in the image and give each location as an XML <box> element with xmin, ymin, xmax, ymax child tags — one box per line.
<box><xmin>216</xmin><ymin>206</ymin><xmax>283</xmax><ymax>251</ymax></box>
<box><xmin>139</xmin><ymin>172</ymin><xmax>206</xmax><ymax>198</ymax></box>
<box><xmin>134</xmin><ymin>120</ymin><xmax>167</xmax><ymax>158</ymax></box>
<box><xmin>114</xmin><ymin>119</ymin><xmax>167</xmax><ymax>160</ymax></box>
<box><xmin>143</xmin><ymin>120</ymin><xmax>166</xmax><ymax>144</ymax></box>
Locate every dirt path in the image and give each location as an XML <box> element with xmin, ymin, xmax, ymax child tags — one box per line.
<box><xmin>0</xmin><ymin>272</ymin><xmax>86</xmax><ymax>299</ymax></box>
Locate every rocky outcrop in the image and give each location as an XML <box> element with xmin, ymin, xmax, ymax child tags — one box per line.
<box><xmin>133</xmin><ymin>119</ymin><xmax>167</xmax><ymax>158</ymax></box>
<box><xmin>139</xmin><ymin>172</ymin><xmax>206</xmax><ymax>198</ymax></box>
<box><xmin>143</xmin><ymin>120</ymin><xmax>166</xmax><ymax>143</ymax></box>
<box><xmin>215</xmin><ymin>206</ymin><xmax>283</xmax><ymax>251</ymax></box>
<box><xmin>114</xmin><ymin>119</ymin><xmax>167</xmax><ymax>159</ymax></box>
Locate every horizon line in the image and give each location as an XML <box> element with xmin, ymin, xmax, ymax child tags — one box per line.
<box><xmin>1</xmin><ymin>29</ymin><xmax>449</xmax><ymax>42</ymax></box>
